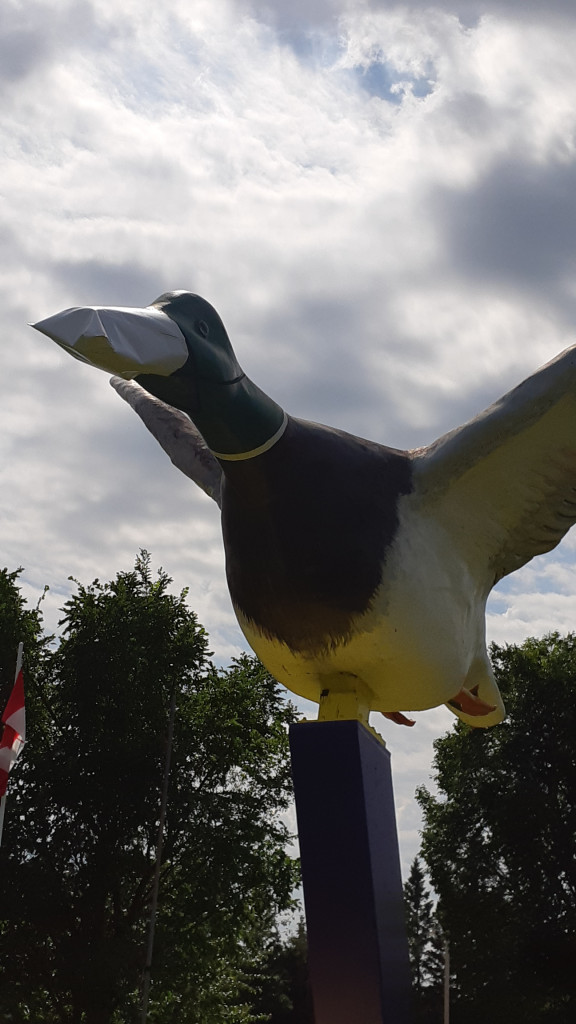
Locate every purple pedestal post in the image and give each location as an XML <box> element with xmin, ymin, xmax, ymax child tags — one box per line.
<box><xmin>289</xmin><ymin>720</ymin><xmax>413</xmax><ymax>1024</ymax></box>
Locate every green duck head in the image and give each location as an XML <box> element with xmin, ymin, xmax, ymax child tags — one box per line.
<box><xmin>139</xmin><ymin>291</ymin><xmax>286</xmax><ymax>459</ymax></box>
<box><xmin>147</xmin><ymin>290</ymin><xmax>243</xmax><ymax>387</ymax></box>
<box><xmin>34</xmin><ymin>290</ymin><xmax>286</xmax><ymax>461</ymax></box>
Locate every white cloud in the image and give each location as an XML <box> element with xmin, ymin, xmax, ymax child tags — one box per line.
<box><xmin>2</xmin><ymin>0</ymin><xmax>576</xmax><ymax>878</ymax></box>
<box><xmin>244</xmin><ymin>0</ymin><xmax>576</xmax><ymax>34</ymax></box>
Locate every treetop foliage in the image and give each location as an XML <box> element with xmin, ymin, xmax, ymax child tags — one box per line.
<box><xmin>0</xmin><ymin>553</ymin><xmax>301</xmax><ymax>1024</ymax></box>
<box><xmin>417</xmin><ymin>633</ymin><xmax>576</xmax><ymax>1024</ymax></box>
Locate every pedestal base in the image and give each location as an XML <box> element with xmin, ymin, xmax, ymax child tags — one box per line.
<box><xmin>290</xmin><ymin>720</ymin><xmax>413</xmax><ymax>1024</ymax></box>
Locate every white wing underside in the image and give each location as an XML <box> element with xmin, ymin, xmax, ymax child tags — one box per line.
<box><xmin>416</xmin><ymin>345</ymin><xmax>576</xmax><ymax>584</ymax></box>
<box><xmin>109</xmin><ymin>377</ymin><xmax>223</xmax><ymax>507</ymax></box>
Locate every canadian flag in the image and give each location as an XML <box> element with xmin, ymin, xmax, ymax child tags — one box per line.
<box><xmin>0</xmin><ymin>652</ymin><xmax>25</xmax><ymax>799</ymax></box>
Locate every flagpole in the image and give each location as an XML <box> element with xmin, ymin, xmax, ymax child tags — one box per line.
<box><xmin>14</xmin><ymin>643</ymin><xmax>24</xmax><ymax>681</ymax></box>
<box><xmin>443</xmin><ymin>937</ymin><xmax>450</xmax><ymax>1024</ymax></box>
<box><xmin>141</xmin><ymin>684</ymin><xmax>177</xmax><ymax>1023</ymax></box>
<box><xmin>0</xmin><ymin>643</ymin><xmax>24</xmax><ymax>848</ymax></box>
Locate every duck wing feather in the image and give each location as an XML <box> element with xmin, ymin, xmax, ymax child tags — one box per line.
<box><xmin>415</xmin><ymin>345</ymin><xmax>576</xmax><ymax>585</ymax></box>
<box><xmin>109</xmin><ymin>376</ymin><xmax>222</xmax><ymax>507</ymax></box>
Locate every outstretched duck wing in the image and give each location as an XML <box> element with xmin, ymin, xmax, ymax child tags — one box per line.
<box><xmin>110</xmin><ymin>376</ymin><xmax>223</xmax><ymax>507</ymax></box>
<box><xmin>415</xmin><ymin>345</ymin><xmax>576</xmax><ymax>584</ymax></box>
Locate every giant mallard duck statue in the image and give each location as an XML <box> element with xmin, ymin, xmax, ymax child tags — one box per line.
<box><xmin>33</xmin><ymin>291</ymin><xmax>576</xmax><ymax>729</ymax></box>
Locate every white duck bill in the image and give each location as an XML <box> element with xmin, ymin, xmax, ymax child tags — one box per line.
<box><xmin>32</xmin><ymin>305</ymin><xmax>188</xmax><ymax>379</ymax></box>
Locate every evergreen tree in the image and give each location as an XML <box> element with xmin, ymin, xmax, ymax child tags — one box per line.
<box><xmin>252</xmin><ymin>918</ymin><xmax>314</xmax><ymax>1024</ymax></box>
<box><xmin>403</xmin><ymin>857</ymin><xmax>444</xmax><ymax>1022</ymax></box>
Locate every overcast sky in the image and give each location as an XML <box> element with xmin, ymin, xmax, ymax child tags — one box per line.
<box><xmin>2</xmin><ymin>0</ymin><xmax>576</xmax><ymax>877</ymax></box>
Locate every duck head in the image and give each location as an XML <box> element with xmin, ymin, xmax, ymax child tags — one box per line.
<box><xmin>138</xmin><ymin>291</ymin><xmax>243</xmax><ymax>416</ymax></box>
<box><xmin>34</xmin><ymin>290</ymin><xmax>286</xmax><ymax>460</ymax></box>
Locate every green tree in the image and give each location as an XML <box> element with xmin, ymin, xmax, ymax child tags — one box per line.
<box><xmin>252</xmin><ymin>918</ymin><xmax>314</xmax><ymax>1024</ymax></box>
<box><xmin>0</xmin><ymin>554</ymin><xmax>299</xmax><ymax>1023</ymax></box>
<box><xmin>403</xmin><ymin>858</ymin><xmax>444</xmax><ymax>1023</ymax></box>
<box><xmin>417</xmin><ymin>633</ymin><xmax>576</xmax><ymax>1024</ymax></box>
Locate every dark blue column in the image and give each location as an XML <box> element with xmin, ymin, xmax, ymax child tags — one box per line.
<box><xmin>290</xmin><ymin>720</ymin><xmax>413</xmax><ymax>1024</ymax></box>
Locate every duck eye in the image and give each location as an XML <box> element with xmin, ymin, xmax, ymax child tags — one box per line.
<box><xmin>197</xmin><ymin>320</ymin><xmax>209</xmax><ymax>337</ymax></box>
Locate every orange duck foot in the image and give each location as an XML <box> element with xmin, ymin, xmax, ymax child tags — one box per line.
<box><xmin>448</xmin><ymin>685</ymin><xmax>496</xmax><ymax>717</ymax></box>
<box><xmin>383</xmin><ymin>711</ymin><xmax>416</xmax><ymax>727</ymax></box>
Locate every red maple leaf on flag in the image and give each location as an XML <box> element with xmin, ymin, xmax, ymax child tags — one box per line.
<box><xmin>0</xmin><ymin>664</ymin><xmax>25</xmax><ymax>799</ymax></box>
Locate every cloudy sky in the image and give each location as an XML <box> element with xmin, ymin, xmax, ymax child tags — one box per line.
<box><xmin>2</xmin><ymin>0</ymin><xmax>576</xmax><ymax>876</ymax></box>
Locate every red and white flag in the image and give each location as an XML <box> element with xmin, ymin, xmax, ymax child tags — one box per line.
<box><xmin>0</xmin><ymin>648</ymin><xmax>25</xmax><ymax>799</ymax></box>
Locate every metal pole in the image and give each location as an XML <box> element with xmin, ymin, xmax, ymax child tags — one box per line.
<box><xmin>141</xmin><ymin>685</ymin><xmax>177</xmax><ymax>1023</ymax></box>
<box><xmin>443</xmin><ymin>938</ymin><xmax>450</xmax><ymax>1024</ymax></box>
